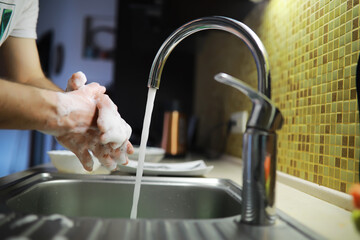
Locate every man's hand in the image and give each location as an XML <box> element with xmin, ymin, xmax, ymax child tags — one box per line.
<box><xmin>56</xmin><ymin>72</ymin><xmax>133</xmax><ymax>171</ymax></box>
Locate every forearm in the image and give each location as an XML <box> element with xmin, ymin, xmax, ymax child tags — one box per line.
<box><xmin>24</xmin><ymin>76</ymin><xmax>63</xmax><ymax>92</ymax></box>
<box><xmin>0</xmin><ymin>37</ymin><xmax>62</xmax><ymax>92</ymax></box>
<box><xmin>0</xmin><ymin>79</ymin><xmax>58</xmax><ymax>131</ymax></box>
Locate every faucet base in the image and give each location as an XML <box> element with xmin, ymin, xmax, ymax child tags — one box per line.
<box><xmin>241</xmin><ymin>129</ymin><xmax>278</xmax><ymax>225</ymax></box>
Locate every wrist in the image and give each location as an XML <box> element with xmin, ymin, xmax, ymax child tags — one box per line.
<box><xmin>37</xmin><ymin>90</ymin><xmax>66</xmax><ymax>136</ymax></box>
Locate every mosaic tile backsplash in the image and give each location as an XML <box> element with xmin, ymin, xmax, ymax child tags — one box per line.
<box><xmin>241</xmin><ymin>0</ymin><xmax>360</xmax><ymax>193</ymax></box>
<box><xmin>194</xmin><ymin>0</ymin><xmax>359</xmax><ymax>194</ymax></box>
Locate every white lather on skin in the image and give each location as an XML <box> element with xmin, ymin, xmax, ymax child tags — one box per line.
<box><xmin>97</xmin><ymin>95</ymin><xmax>132</xmax><ymax>165</ymax></box>
<box><xmin>57</xmin><ymin>71</ymin><xmax>132</xmax><ymax>167</ymax></box>
<box><xmin>66</xmin><ymin>71</ymin><xmax>87</xmax><ymax>91</ymax></box>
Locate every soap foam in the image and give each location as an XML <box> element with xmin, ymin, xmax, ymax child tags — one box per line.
<box><xmin>97</xmin><ymin>99</ymin><xmax>131</xmax><ymax>148</ymax></box>
<box><xmin>97</xmin><ymin>95</ymin><xmax>132</xmax><ymax>165</ymax></box>
<box><xmin>66</xmin><ymin>71</ymin><xmax>87</xmax><ymax>92</ymax></box>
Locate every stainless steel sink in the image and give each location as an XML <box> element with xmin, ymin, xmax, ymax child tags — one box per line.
<box><xmin>4</xmin><ymin>173</ymin><xmax>241</xmax><ymax>219</ymax></box>
<box><xmin>0</xmin><ymin>167</ymin><xmax>325</xmax><ymax>240</ymax></box>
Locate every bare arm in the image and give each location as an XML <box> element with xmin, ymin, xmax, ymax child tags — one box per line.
<box><xmin>0</xmin><ymin>36</ymin><xmax>62</xmax><ymax>91</ymax></box>
<box><xmin>0</xmin><ymin>36</ymin><xmax>64</xmax><ymax>129</ymax></box>
<box><xmin>0</xmin><ymin>79</ymin><xmax>58</xmax><ymax>129</ymax></box>
<box><xmin>0</xmin><ymin>36</ymin><xmax>133</xmax><ymax>171</ymax></box>
<box><xmin>0</xmin><ymin>78</ymin><xmax>107</xmax><ymax>133</ymax></box>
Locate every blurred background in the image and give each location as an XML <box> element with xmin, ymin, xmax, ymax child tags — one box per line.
<box><xmin>0</xmin><ymin>0</ymin><xmax>255</xmax><ymax>177</ymax></box>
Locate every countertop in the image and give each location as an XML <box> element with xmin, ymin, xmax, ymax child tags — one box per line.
<box><xmin>202</xmin><ymin>155</ymin><xmax>359</xmax><ymax>240</ymax></box>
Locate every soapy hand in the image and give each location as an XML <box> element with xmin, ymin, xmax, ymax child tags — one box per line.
<box><xmin>65</xmin><ymin>71</ymin><xmax>87</xmax><ymax>92</ymax></box>
<box><xmin>96</xmin><ymin>94</ymin><xmax>133</xmax><ymax>167</ymax></box>
<box><xmin>56</xmin><ymin>72</ymin><xmax>133</xmax><ymax>171</ymax></box>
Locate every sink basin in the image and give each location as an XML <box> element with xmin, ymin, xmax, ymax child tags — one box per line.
<box><xmin>0</xmin><ymin>167</ymin><xmax>325</xmax><ymax>239</ymax></box>
<box><xmin>4</xmin><ymin>174</ymin><xmax>241</xmax><ymax>219</ymax></box>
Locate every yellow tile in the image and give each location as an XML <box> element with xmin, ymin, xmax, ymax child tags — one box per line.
<box><xmin>353</xmin><ymin>6</ymin><xmax>359</xmax><ymax>18</ymax></box>
<box><xmin>228</xmin><ymin>0</ymin><xmax>360</xmax><ymax>193</ymax></box>
<box><xmin>345</xmin><ymin>21</ymin><xmax>352</xmax><ymax>33</ymax></box>
<box><xmin>346</xmin><ymin>10</ymin><xmax>353</xmax><ymax>22</ymax></box>
<box><xmin>352</xmin><ymin>41</ymin><xmax>359</xmax><ymax>51</ymax></box>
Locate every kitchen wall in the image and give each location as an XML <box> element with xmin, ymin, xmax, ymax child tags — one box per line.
<box><xmin>194</xmin><ymin>0</ymin><xmax>359</xmax><ymax>193</ymax></box>
<box><xmin>37</xmin><ymin>0</ymin><xmax>117</xmax><ymax>89</ymax></box>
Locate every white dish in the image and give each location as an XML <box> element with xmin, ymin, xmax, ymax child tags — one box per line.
<box><xmin>119</xmin><ymin>159</ymin><xmax>213</xmax><ymax>176</ymax></box>
<box><xmin>47</xmin><ymin>150</ymin><xmax>110</xmax><ymax>174</ymax></box>
<box><xmin>128</xmin><ymin>146</ymin><xmax>165</xmax><ymax>163</ymax></box>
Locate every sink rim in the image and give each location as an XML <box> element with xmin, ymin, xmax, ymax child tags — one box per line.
<box><xmin>0</xmin><ymin>171</ymin><xmax>243</xmax><ymax>220</ymax></box>
<box><xmin>0</xmin><ymin>171</ymin><xmax>243</xmax><ymax>196</ymax></box>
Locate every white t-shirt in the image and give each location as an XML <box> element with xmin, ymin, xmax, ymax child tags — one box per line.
<box><xmin>0</xmin><ymin>0</ymin><xmax>38</xmax><ymax>46</ymax></box>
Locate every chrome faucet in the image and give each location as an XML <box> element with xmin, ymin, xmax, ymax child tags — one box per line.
<box><xmin>214</xmin><ymin>73</ymin><xmax>283</xmax><ymax>226</ymax></box>
<box><xmin>147</xmin><ymin>16</ymin><xmax>283</xmax><ymax>225</ymax></box>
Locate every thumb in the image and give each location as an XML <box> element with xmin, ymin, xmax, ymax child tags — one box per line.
<box><xmin>66</xmin><ymin>71</ymin><xmax>87</xmax><ymax>92</ymax></box>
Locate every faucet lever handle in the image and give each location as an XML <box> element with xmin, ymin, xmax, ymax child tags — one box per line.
<box><xmin>214</xmin><ymin>73</ymin><xmax>283</xmax><ymax>132</ymax></box>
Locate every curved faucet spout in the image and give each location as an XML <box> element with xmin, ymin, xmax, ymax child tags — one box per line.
<box><xmin>148</xmin><ymin>16</ymin><xmax>276</xmax><ymax>226</ymax></box>
<box><xmin>147</xmin><ymin>16</ymin><xmax>271</xmax><ymax>98</ymax></box>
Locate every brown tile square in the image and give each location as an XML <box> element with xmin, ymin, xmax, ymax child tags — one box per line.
<box><xmin>337</xmin><ymin>114</ymin><xmax>342</xmax><ymax>123</ymax></box>
<box><xmin>323</xmin><ymin>55</ymin><xmax>328</xmax><ymax>63</ymax></box>
<box><xmin>350</xmin><ymin>89</ymin><xmax>357</xmax><ymax>99</ymax></box>
<box><xmin>342</xmin><ymin>136</ymin><xmax>348</xmax><ymax>146</ymax></box>
<box><xmin>349</xmin><ymin>136</ymin><xmax>355</xmax><ymax>146</ymax></box>
<box><xmin>349</xmin><ymin>148</ymin><xmax>354</xmax><ymax>158</ymax></box>
<box><xmin>338</xmin><ymin>80</ymin><xmax>343</xmax><ymax>90</ymax></box>
<box><xmin>325</xmin><ymin>125</ymin><xmax>330</xmax><ymax>133</ymax></box>
<box><xmin>347</xmin><ymin>0</ymin><xmax>353</xmax><ymax>9</ymax></box>
<box><xmin>342</xmin><ymin>148</ymin><xmax>347</xmax><ymax>157</ymax></box>
<box><xmin>335</xmin><ymin>158</ymin><xmax>341</xmax><ymax>168</ymax></box>
<box><xmin>353</xmin><ymin>18</ymin><xmax>359</xmax><ymax>29</ymax></box>
<box><xmin>332</xmin><ymin>92</ymin><xmax>337</xmax><ymax>101</ymax></box>
<box><xmin>353</xmin><ymin>30</ymin><xmax>358</xmax><ymax>41</ymax></box>
<box><xmin>340</xmin><ymin>182</ymin><xmax>346</xmax><ymax>193</ymax></box>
